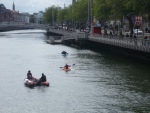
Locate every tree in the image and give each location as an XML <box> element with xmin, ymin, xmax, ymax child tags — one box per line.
<box><xmin>44</xmin><ymin>6</ymin><xmax>58</xmax><ymax>24</ymax></box>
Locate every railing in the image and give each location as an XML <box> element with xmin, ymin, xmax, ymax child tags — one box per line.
<box><xmin>89</xmin><ymin>34</ymin><xmax>150</xmax><ymax>53</ymax></box>
<box><xmin>0</xmin><ymin>22</ymin><xmax>48</xmax><ymax>29</ymax></box>
<box><xmin>49</xmin><ymin>28</ymin><xmax>78</xmax><ymax>40</ymax></box>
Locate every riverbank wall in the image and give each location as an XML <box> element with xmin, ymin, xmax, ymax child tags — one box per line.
<box><xmin>0</xmin><ymin>26</ymin><xmax>34</xmax><ymax>32</ymax></box>
<box><xmin>83</xmin><ymin>39</ymin><xmax>150</xmax><ymax>63</ymax></box>
<box><xmin>46</xmin><ymin>29</ymin><xmax>150</xmax><ymax>63</ymax></box>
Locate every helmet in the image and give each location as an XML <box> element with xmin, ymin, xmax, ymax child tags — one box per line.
<box><xmin>42</xmin><ymin>73</ymin><xmax>44</xmax><ymax>76</ymax></box>
<box><xmin>28</xmin><ymin>70</ymin><xmax>31</xmax><ymax>73</ymax></box>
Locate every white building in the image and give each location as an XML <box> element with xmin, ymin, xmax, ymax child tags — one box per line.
<box><xmin>33</xmin><ymin>11</ymin><xmax>44</xmax><ymax>24</ymax></box>
<box><xmin>20</xmin><ymin>13</ymin><xmax>30</xmax><ymax>24</ymax></box>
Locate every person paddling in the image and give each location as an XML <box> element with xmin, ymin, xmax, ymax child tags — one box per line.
<box><xmin>64</xmin><ymin>63</ymin><xmax>70</xmax><ymax>69</ymax></box>
<box><xmin>61</xmin><ymin>51</ymin><xmax>68</xmax><ymax>55</ymax></box>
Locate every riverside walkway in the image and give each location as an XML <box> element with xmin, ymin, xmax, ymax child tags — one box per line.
<box><xmin>88</xmin><ymin>34</ymin><xmax>150</xmax><ymax>53</ymax></box>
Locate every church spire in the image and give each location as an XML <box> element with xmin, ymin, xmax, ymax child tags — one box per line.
<box><xmin>13</xmin><ymin>1</ymin><xmax>15</xmax><ymax>11</ymax></box>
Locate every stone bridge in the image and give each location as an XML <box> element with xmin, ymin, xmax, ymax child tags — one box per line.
<box><xmin>46</xmin><ymin>28</ymin><xmax>88</xmax><ymax>43</ymax></box>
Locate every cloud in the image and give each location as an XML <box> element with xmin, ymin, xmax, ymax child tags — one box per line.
<box><xmin>1</xmin><ymin>0</ymin><xmax>72</xmax><ymax>14</ymax></box>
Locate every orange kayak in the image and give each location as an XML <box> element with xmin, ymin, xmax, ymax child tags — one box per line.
<box><xmin>62</xmin><ymin>67</ymin><xmax>71</xmax><ymax>71</ymax></box>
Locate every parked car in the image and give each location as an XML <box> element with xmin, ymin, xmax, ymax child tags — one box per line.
<box><xmin>63</xmin><ymin>25</ymin><xmax>67</xmax><ymax>30</ymax></box>
<box><xmin>133</xmin><ymin>29</ymin><xmax>143</xmax><ymax>34</ymax></box>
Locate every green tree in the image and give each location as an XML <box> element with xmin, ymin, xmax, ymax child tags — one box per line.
<box><xmin>93</xmin><ymin>0</ymin><xmax>111</xmax><ymax>20</ymax></box>
<box><xmin>44</xmin><ymin>6</ymin><xmax>58</xmax><ymax>25</ymax></box>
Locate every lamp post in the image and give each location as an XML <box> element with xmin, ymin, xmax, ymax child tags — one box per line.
<box><xmin>52</xmin><ymin>9</ymin><xmax>54</xmax><ymax>26</ymax></box>
<box><xmin>72</xmin><ymin>4</ymin><xmax>73</xmax><ymax>30</ymax></box>
<box><xmin>0</xmin><ymin>7</ymin><xmax>1</xmax><ymax>21</ymax></box>
<box><xmin>127</xmin><ymin>13</ymin><xmax>135</xmax><ymax>36</ymax></box>
<box><xmin>88</xmin><ymin>0</ymin><xmax>93</xmax><ymax>32</ymax></box>
<box><xmin>88</xmin><ymin>0</ymin><xmax>90</xmax><ymax>28</ymax></box>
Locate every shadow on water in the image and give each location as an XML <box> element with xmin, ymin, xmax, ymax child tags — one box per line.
<box><xmin>74</xmin><ymin>46</ymin><xmax>150</xmax><ymax>112</ymax></box>
<box><xmin>24</xmin><ymin>84</ymin><xmax>34</xmax><ymax>89</ymax></box>
<box><xmin>86</xmin><ymin>47</ymin><xmax>150</xmax><ymax>92</ymax></box>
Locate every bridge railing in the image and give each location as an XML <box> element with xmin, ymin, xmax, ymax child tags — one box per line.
<box><xmin>89</xmin><ymin>34</ymin><xmax>150</xmax><ymax>53</ymax></box>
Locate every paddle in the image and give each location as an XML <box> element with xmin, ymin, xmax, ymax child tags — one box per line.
<box><xmin>59</xmin><ymin>64</ymin><xmax>75</xmax><ymax>68</ymax></box>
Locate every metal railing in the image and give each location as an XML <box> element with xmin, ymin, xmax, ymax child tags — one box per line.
<box><xmin>89</xmin><ymin>34</ymin><xmax>150</xmax><ymax>53</ymax></box>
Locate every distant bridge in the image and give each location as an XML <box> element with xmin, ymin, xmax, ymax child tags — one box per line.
<box><xmin>0</xmin><ymin>23</ymin><xmax>48</xmax><ymax>32</ymax></box>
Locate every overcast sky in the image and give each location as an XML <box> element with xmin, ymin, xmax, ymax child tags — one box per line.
<box><xmin>1</xmin><ymin>0</ymin><xmax>72</xmax><ymax>14</ymax></box>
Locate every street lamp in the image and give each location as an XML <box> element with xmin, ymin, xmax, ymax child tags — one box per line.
<box><xmin>52</xmin><ymin>9</ymin><xmax>54</xmax><ymax>26</ymax></box>
<box><xmin>127</xmin><ymin>13</ymin><xmax>135</xmax><ymax>36</ymax></box>
<box><xmin>88</xmin><ymin>0</ymin><xmax>93</xmax><ymax>32</ymax></box>
<box><xmin>88</xmin><ymin>0</ymin><xmax>90</xmax><ymax>28</ymax></box>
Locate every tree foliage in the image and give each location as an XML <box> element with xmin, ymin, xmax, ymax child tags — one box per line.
<box><xmin>44</xmin><ymin>5</ymin><xmax>58</xmax><ymax>24</ymax></box>
<box><xmin>73</xmin><ymin>0</ymin><xmax>88</xmax><ymax>22</ymax></box>
<box><xmin>44</xmin><ymin>0</ymin><xmax>150</xmax><ymax>25</ymax></box>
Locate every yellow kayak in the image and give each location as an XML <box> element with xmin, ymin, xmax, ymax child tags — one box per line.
<box><xmin>62</xmin><ymin>67</ymin><xmax>71</xmax><ymax>71</ymax></box>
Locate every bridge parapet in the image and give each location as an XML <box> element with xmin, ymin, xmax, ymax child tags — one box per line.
<box><xmin>47</xmin><ymin>28</ymin><xmax>88</xmax><ymax>42</ymax></box>
<box><xmin>76</xmin><ymin>32</ymin><xmax>88</xmax><ymax>41</ymax></box>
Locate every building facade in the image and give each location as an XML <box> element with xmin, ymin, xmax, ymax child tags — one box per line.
<box><xmin>1</xmin><ymin>2</ymin><xmax>45</xmax><ymax>25</ymax></box>
<box><xmin>0</xmin><ymin>4</ymin><xmax>6</xmax><ymax>22</ymax></box>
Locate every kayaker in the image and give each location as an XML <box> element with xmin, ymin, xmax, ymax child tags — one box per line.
<box><xmin>39</xmin><ymin>73</ymin><xmax>47</xmax><ymax>82</ymax></box>
<box><xmin>61</xmin><ymin>51</ymin><xmax>68</xmax><ymax>54</ymax></box>
<box><xmin>27</xmin><ymin>70</ymin><xmax>33</xmax><ymax>80</ymax></box>
<box><xmin>64</xmin><ymin>63</ymin><xmax>70</xmax><ymax>69</ymax></box>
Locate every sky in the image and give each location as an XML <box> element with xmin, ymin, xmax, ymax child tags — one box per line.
<box><xmin>0</xmin><ymin>0</ymin><xmax>72</xmax><ymax>14</ymax></box>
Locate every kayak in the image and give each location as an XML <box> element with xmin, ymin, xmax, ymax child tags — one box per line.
<box><xmin>61</xmin><ymin>51</ymin><xmax>68</xmax><ymax>55</ymax></box>
<box><xmin>61</xmin><ymin>51</ymin><xmax>68</xmax><ymax>56</ymax></box>
<box><xmin>61</xmin><ymin>53</ymin><xmax>68</xmax><ymax>56</ymax></box>
<box><xmin>62</xmin><ymin>67</ymin><xmax>71</xmax><ymax>72</ymax></box>
<box><xmin>24</xmin><ymin>77</ymin><xmax>50</xmax><ymax>87</ymax></box>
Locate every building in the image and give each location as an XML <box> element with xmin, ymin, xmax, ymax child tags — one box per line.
<box><xmin>37</xmin><ymin>11</ymin><xmax>44</xmax><ymax>24</ymax></box>
<box><xmin>0</xmin><ymin>4</ymin><xmax>6</xmax><ymax>22</ymax></box>
<box><xmin>31</xmin><ymin>11</ymin><xmax>44</xmax><ymax>24</ymax></box>
<box><xmin>20</xmin><ymin>13</ymin><xmax>30</xmax><ymax>24</ymax></box>
<box><xmin>1</xmin><ymin>2</ymin><xmax>45</xmax><ymax>25</ymax></box>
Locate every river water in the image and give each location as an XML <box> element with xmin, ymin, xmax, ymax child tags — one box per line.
<box><xmin>0</xmin><ymin>29</ymin><xmax>150</xmax><ymax>113</ymax></box>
